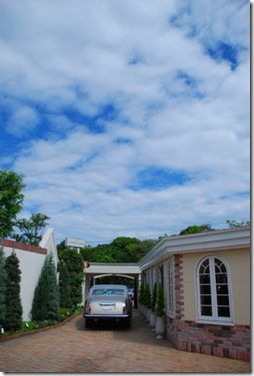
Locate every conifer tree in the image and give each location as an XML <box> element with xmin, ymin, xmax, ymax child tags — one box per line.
<box><xmin>5</xmin><ymin>252</ymin><xmax>22</xmax><ymax>330</ymax></box>
<box><xmin>58</xmin><ymin>261</ymin><xmax>72</xmax><ymax>309</ymax></box>
<box><xmin>144</xmin><ymin>283</ymin><xmax>152</xmax><ymax>308</ymax></box>
<box><xmin>151</xmin><ymin>282</ymin><xmax>157</xmax><ymax>312</ymax></box>
<box><xmin>0</xmin><ymin>248</ymin><xmax>6</xmax><ymax>327</ymax></box>
<box><xmin>31</xmin><ymin>253</ymin><xmax>59</xmax><ymax>321</ymax></box>
<box><xmin>156</xmin><ymin>283</ymin><xmax>165</xmax><ymax>317</ymax></box>
<box><xmin>139</xmin><ymin>282</ymin><xmax>145</xmax><ymax>305</ymax></box>
<box><xmin>57</xmin><ymin>248</ymin><xmax>84</xmax><ymax>308</ymax></box>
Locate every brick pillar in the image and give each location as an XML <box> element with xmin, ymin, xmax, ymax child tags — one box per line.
<box><xmin>174</xmin><ymin>254</ymin><xmax>184</xmax><ymax>319</ymax></box>
<box><xmin>167</xmin><ymin>254</ymin><xmax>184</xmax><ymax>347</ymax></box>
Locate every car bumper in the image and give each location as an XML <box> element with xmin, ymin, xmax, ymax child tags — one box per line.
<box><xmin>84</xmin><ymin>313</ymin><xmax>131</xmax><ymax>319</ymax></box>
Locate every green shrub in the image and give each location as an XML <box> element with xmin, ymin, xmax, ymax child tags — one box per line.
<box><xmin>144</xmin><ymin>284</ymin><xmax>151</xmax><ymax>308</ymax></box>
<box><xmin>0</xmin><ymin>248</ymin><xmax>6</xmax><ymax>327</ymax></box>
<box><xmin>20</xmin><ymin>321</ymin><xmax>38</xmax><ymax>332</ymax></box>
<box><xmin>58</xmin><ymin>262</ymin><xmax>72</xmax><ymax>309</ymax></box>
<box><xmin>151</xmin><ymin>282</ymin><xmax>157</xmax><ymax>312</ymax></box>
<box><xmin>58</xmin><ymin>307</ymin><xmax>73</xmax><ymax>322</ymax></box>
<box><xmin>5</xmin><ymin>252</ymin><xmax>22</xmax><ymax>330</ymax></box>
<box><xmin>57</xmin><ymin>248</ymin><xmax>84</xmax><ymax>308</ymax></box>
<box><xmin>31</xmin><ymin>253</ymin><xmax>59</xmax><ymax>321</ymax></box>
<box><xmin>156</xmin><ymin>283</ymin><xmax>165</xmax><ymax>317</ymax></box>
<box><xmin>139</xmin><ymin>282</ymin><xmax>145</xmax><ymax>304</ymax></box>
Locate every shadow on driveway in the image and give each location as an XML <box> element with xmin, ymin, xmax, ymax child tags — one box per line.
<box><xmin>75</xmin><ymin>309</ymin><xmax>172</xmax><ymax>348</ymax></box>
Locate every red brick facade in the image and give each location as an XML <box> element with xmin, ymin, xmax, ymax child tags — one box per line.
<box><xmin>167</xmin><ymin>317</ymin><xmax>250</xmax><ymax>361</ymax></box>
<box><xmin>0</xmin><ymin>239</ymin><xmax>47</xmax><ymax>255</ymax></box>
<box><xmin>166</xmin><ymin>254</ymin><xmax>250</xmax><ymax>362</ymax></box>
<box><xmin>174</xmin><ymin>255</ymin><xmax>184</xmax><ymax>320</ymax></box>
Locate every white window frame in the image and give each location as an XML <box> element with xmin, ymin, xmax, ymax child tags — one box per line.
<box><xmin>167</xmin><ymin>257</ymin><xmax>175</xmax><ymax>317</ymax></box>
<box><xmin>196</xmin><ymin>255</ymin><xmax>234</xmax><ymax>325</ymax></box>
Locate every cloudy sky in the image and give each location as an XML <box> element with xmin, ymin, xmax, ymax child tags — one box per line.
<box><xmin>0</xmin><ymin>0</ymin><xmax>250</xmax><ymax>245</ymax></box>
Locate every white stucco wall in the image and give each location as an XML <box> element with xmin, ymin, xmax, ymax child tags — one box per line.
<box><xmin>138</xmin><ymin>228</ymin><xmax>250</xmax><ymax>327</ymax></box>
<box><xmin>2</xmin><ymin>228</ymin><xmax>59</xmax><ymax>322</ymax></box>
<box><xmin>3</xmin><ymin>246</ymin><xmax>46</xmax><ymax>321</ymax></box>
<box><xmin>39</xmin><ymin>228</ymin><xmax>59</xmax><ymax>268</ymax></box>
<box><xmin>182</xmin><ymin>248</ymin><xmax>250</xmax><ymax>325</ymax></box>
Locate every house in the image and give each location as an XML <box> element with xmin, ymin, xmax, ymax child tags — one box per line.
<box><xmin>138</xmin><ymin>227</ymin><xmax>250</xmax><ymax>361</ymax></box>
<box><xmin>0</xmin><ymin>228</ymin><xmax>59</xmax><ymax>321</ymax></box>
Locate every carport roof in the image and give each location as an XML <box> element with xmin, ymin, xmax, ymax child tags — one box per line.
<box><xmin>84</xmin><ymin>262</ymin><xmax>140</xmax><ymax>276</ymax></box>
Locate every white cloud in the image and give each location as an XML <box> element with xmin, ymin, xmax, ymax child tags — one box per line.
<box><xmin>6</xmin><ymin>105</ymin><xmax>39</xmax><ymax>137</ymax></box>
<box><xmin>0</xmin><ymin>0</ymin><xmax>250</xmax><ymax>244</ymax></box>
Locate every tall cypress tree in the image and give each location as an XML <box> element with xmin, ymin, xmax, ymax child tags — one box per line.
<box><xmin>31</xmin><ymin>253</ymin><xmax>59</xmax><ymax>321</ymax></box>
<box><xmin>5</xmin><ymin>252</ymin><xmax>22</xmax><ymax>330</ymax></box>
<box><xmin>156</xmin><ymin>283</ymin><xmax>165</xmax><ymax>317</ymax></box>
<box><xmin>57</xmin><ymin>248</ymin><xmax>84</xmax><ymax>308</ymax></box>
<box><xmin>151</xmin><ymin>282</ymin><xmax>157</xmax><ymax>312</ymax></box>
<box><xmin>58</xmin><ymin>261</ymin><xmax>72</xmax><ymax>309</ymax></box>
<box><xmin>0</xmin><ymin>248</ymin><xmax>6</xmax><ymax>327</ymax></box>
<box><xmin>144</xmin><ymin>283</ymin><xmax>152</xmax><ymax>308</ymax></box>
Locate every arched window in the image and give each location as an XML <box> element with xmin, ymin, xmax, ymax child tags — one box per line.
<box><xmin>196</xmin><ymin>255</ymin><xmax>233</xmax><ymax>323</ymax></box>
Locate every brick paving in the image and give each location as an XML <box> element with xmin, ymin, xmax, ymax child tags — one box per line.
<box><xmin>0</xmin><ymin>309</ymin><xmax>251</xmax><ymax>373</ymax></box>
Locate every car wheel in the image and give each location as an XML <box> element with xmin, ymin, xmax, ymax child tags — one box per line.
<box><xmin>85</xmin><ymin>319</ymin><xmax>92</xmax><ymax>328</ymax></box>
<box><xmin>124</xmin><ymin>318</ymin><xmax>131</xmax><ymax>328</ymax></box>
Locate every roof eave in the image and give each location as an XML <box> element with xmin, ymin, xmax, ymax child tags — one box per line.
<box><xmin>138</xmin><ymin>227</ymin><xmax>250</xmax><ymax>270</ymax></box>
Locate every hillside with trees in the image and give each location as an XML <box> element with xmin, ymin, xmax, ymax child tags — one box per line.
<box><xmin>80</xmin><ymin>237</ymin><xmax>158</xmax><ymax>263</ymax></box>
<box><xmin>57</xmin><ymin>237</ymin><xmax>158</xmax><ymax>264</ymax></box>
<box><xmin>57</xmin><ymin>220</ymin><xmax>250</xmax><ymax>265</ymax></box>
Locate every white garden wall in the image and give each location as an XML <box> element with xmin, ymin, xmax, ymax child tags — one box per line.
<box><xmin>0</xmin><ymin>228</ymin><xmax>58</xmax><ymax>321</ymax></box>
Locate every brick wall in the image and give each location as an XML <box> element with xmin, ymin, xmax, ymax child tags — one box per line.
<box><xmin>174</xmin><ymin>255</ymin><xmax>184</xmax><ymax>320</ymax></box>
<box><xmin>0</xmin><ymin>239</ymin><xmax>47</xmax><ymax>254</ymax></box>
<box><xmin>166</xmin><ymin>254</ymin><xmax>250</xmax><ymax>362</ymax></box>
<box><xmin>167</xmin><ymin>317</ymin><xmax>250</xmax><ymax>362</ymax></box>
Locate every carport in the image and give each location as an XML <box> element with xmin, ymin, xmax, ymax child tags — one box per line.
<box><xmin>83</xmin><ymin>262</ymin><xmax>141</xmax><ymax>308</ymax></box>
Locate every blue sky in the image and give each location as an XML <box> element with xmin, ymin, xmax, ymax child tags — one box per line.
<box><xmin>0</xmin><ymin>0</ymin><xmax>250</xmax><ymax>245</ymax></box>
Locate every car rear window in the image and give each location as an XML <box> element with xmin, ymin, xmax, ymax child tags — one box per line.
<box><xmin>92</xmin><ymin>288</ymin><xmax>125</xmax><ymax>296</ymax></box>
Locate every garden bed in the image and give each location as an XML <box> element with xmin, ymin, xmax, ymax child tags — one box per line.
<box><xmin>0</xmin><ymin>311</ymin><xmax>81</xmax><ymax>343</ymax></box>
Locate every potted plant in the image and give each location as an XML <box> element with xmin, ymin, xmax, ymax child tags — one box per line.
<box><xmin>149</xmin><ymin>282</ymin><xmax>157</xmax><ymax>329</ymax></box>
<box><xmin>138</xmin><ymin>282</ymin><xmax>145</xmax><ymax>315</ymax></box>
<box><xmin>144</xmin><ymin>283</ymin><xmax>152</xmax><ymax>322</ymax></box>
<box><xmin>155</xmin><ymin>282</ymin><xmax>165</xmax><ymax>339</ymax></box>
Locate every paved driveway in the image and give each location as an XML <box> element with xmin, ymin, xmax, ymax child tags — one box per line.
<box><xmin>0</xmin><ymin>309</ymin><xmax>250</xmax><ymax>373</ymax></box>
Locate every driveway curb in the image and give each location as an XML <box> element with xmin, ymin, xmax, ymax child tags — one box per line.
<box><xmin>0</xmin><ymin>312</ymin><xmax>81</xmax><ymax>343</ymax></box>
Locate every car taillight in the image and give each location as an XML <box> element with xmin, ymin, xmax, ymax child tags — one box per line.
<box><xmin>123</xmin><ymin>304</ymin><xmax>126</xmax><ymax>314</ymax></box>
<box><xmin>88</xmin><ymin>305</ymin><xmax>91</xmax><ymax>314</ymax></box>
